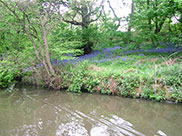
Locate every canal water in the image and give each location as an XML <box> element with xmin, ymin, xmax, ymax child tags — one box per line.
<box><xmin>0</xmin><ymin>86</ymin><xmax>182</xmax><ymax>136</ymax></box>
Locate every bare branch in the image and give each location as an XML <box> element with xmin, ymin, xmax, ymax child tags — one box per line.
<box><xmin>85</xmin><ymin>0</ymin><xmax>104</xmax><ymax>18</ymax></box>
<box><xmin>107</xmin><ymin>0</ymin><xmax>121</xmax><ymax>27</ymax></box>
<box><xmin>90</xmin><ymin>7</ymin><xmax>103</xmax><ymax>23</ymax></box>
<box><xmin>174</xmin><ymin>15</ymin><xmax>182</xmax><ymax>23</ymax></box>
<box><xmin>63</xmin><ymin>18</ymin><xmax>82</xmax><ymax>26</ymax></box>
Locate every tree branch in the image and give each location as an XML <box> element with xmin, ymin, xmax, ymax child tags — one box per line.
<box><xmin>85</xmin><ymin>0</ymin><xmax>104</xmax><ymax>18</ymax></box>
<box><xmin>107</xmin><ymin>0</ymin><xmax>121</xmax><ymax>27</ymax></box>
<box><xmin>174</xmin><ymin>15</ymin><xmax>182</xmax><ymax>23</ymax></box>
<box><xmin>63</xmin><ymin>18</ymin><xmax>82</xmax><ymax>26</ymax></box>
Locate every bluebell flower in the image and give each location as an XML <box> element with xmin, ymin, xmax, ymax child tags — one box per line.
<box><xmin>123</xmin><ymin>57</ymin><xmax>127</xmax><ymax>61</ymax></box>
<box><xmin>139</xmin><ymin>53</ymin><xmax>144</xmax><ymax>56</ymax></box>
<box><xmin>99</xmin><ymin>60</ymin><xmax>104</xmax><ymax>63</ymax></box>
<box><xmin>37</xmin><ymin>63</ymin><xmax>43</xmax><ymax>68</ymax></box>
<box><xmin>113</xmin><ymin>56</ymin><xmax>121</xmax><ymax>59</ymax></box>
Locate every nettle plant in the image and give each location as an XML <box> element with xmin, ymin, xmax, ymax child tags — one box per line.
<box><xmin>67</xmin><ymin>61</ymin><xmax>89</xmax><ymax>93</ymax></box>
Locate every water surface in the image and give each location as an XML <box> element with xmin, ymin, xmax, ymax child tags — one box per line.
<box><xmin>0</xmin><ymin>86</ymin><xmax>182</xmax><ymax>136</ymax></box>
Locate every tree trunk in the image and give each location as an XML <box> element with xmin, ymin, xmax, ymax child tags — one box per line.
<box><xmin>81</xmin><ymin>5</ymin><xmax>93</xmax><ymax>54</ymax></box>
<box><xmin>24</xmin><ymin>29</ymin><xmax>51</xmax><ymax>77</ymax></box>
<box><xmin>41</xmin><ymin>21</ymin><xmax>55</xmax><ymax>75</ymax></box>
<box><xmin>83</xmin><ymin>41</ymin><xmax>93</xmax><ymax>54</ymax></box>
<box><xmin>147</xmin><ymin>0</ymin><xmax>152</xmax><ymax>31</ymax></box>
<box><xmin>128</xmin><ymin>1</ymin><xmax>134</xmax><ymax>32</ymax></box>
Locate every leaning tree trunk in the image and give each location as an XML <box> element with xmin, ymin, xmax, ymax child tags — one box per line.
<box><xmin>40</xmin><ymin>19</ymin><xmax>55</xmax><ymax>75</ymax></box>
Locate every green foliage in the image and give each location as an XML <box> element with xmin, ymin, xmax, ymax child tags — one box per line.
<box><xmin>65</xmin><ymin>61</ymin><xmax>103</xmax><ymax>93</ymax></box>
<box><xmin>157</xmin><ymin>64</ymin><xmax>182</xmax><ymax>86</ymax></box>
<box><xmin>149</xmin><ymin>91</ymin><xmax>166</xmax><ymax>101</ymax></box>
<box><xmin>93</xmin><ymin>15</ymin><xmax>123</xmax><ymax>50</ymax></box>
<box><xmin>0</xmin><ymin>12</ymin><xmax>28</xmax><ymax>54</ymax></box>
<box><xmin>129</xmin><ymin>0</ymin><xmax>182</xmax><ymax>45</ymax></box>
<box><xmin>83</xmin><ymin>76</ymin><xmax>102</xmax><ymax>93</ymax></box>
<box><xmin>0</xmin><ymin>59</ymin><xmax>24</xmax><ymax>88</ymax></box>
<box><xmin>0</xmin><ymin>69</ymin><xmax>15</xmax><ymax>88</ymax></box>
<box><xmin>141</xmin><ymin>87</ymin><xmax>165</xmax><ymax>101</ymax></box>
<box><xmin>48</xmin><ymin>22</ymin><xmax>84</xmax><ymax>58</ymax></box>
<box><xmin>66</xmin><ymin>61</ymin><xmax>89</xmax><ymax>93</ymax></box>
<box><xmin>81</xmin><ymin>24</ymin><xmax>99</xmax><ymax>45</ymax></box>
<box><xmin>170</xmin><ymin>89</ymin><xmax>182</xmax><ymax>103</ymax></box>
<box><xmin>141</xmin><ymin>88</ymin><xmax>152</xmax><ymax>99</ymax></box>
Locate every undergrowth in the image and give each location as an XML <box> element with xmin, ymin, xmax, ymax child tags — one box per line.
<box><xmin>53</xmin><ymin>50</ymin><xmax>182</xmax><ymax>102</ymax></box>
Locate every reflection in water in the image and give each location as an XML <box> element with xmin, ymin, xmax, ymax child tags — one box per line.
<box><xmin>56</xmin><ymin>118</ymin><xmax>88</xmax><ymax>136</ymax></box>
<box><xmin>90</xmin><ymin>126</ymin><xmax>109</xmax><ymax>136</ymax></box>
<box><xmin>0</xmin><ymin>86</ymin><xmax>182</xmax><ymax>136</ymax></box>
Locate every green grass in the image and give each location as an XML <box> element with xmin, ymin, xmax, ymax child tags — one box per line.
<box><xmin>90</xmin><ymin>51</ymin><xmax>182</xmax><ymax>78</ymax></box>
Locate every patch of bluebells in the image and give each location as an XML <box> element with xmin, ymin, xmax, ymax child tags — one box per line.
<box><xmin>41</xmin><ymin>44</ymin><xmax>182</xmax><ymax>67</ymax></box>
<box><xmin>122</xmin><ymin>56</ymin><xmax>128</xmax><ymax>61</ymax></box>
<box><xmin>56</xmin><ymin>47</ymin><xmax>122</xmax><ymax>65</ymax></box>
<box><xmin>123</xmin><ymin>49</ymin><xmax>142</xmax><ymax>54</ymax></box>
<box><xmin>145</xmin><ymin>48</ymin><xmax>179</xmax><ymax>53</ymax></box>
<box><xmin>102</xmin><ymin>46</ymin><xmax>123</xmax><ymax>52</ymax></box>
